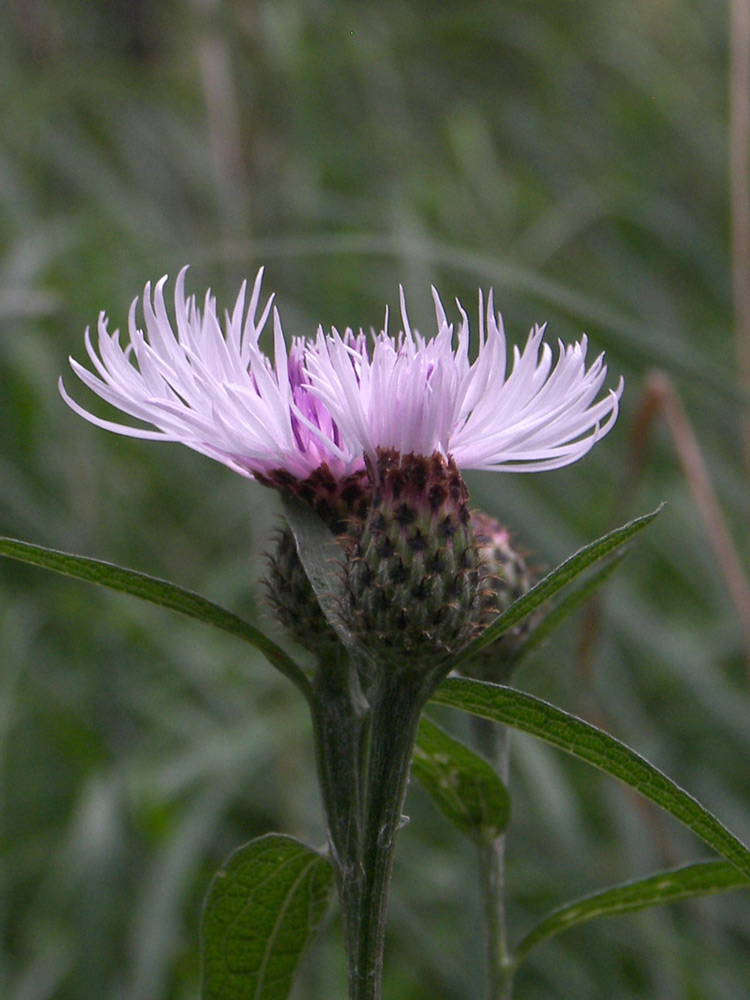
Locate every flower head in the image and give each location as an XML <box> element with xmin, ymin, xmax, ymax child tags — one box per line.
<box><xmin>304</xmin><ymin>287</ymin><xmax>622</xmax><ymax>474</ymax></box>
<box><xmin>61</xmin><ymin>268</ymin><xmax>623</xmax><ymax>490</ymax></box>
<box><xmin>60</xmin><ymin>267</ymin><xmax>363</xmax><ymax>484</ymax></box>
<box><xmin>62</xmin><ymin>269</ymin><xmax>623</xmax><ymax>669</ymax></box>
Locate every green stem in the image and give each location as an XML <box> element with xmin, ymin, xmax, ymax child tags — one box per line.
<box><xmin>312</xmin><ymin>657</ymin><xmax>433</xmax><ymax>1000</ymax></box>
<box><xmin>310</xmin><ymin>654</ymin><xmax>368</xmax><ymax>913</ymax></box>
<box><xmin>471</xmin><ymin>718</ymin><xmax>517</xmax><ymax>1000</ymax></box>
<box><xmin>348</xmin><ymin>670</ymin><xmax>431</xmax><ymax>1000</ymax></box>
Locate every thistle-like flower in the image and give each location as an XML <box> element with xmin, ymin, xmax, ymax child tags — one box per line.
<box><xmin>62</xmin><ymin>267</ymin><xmax>622</xmax><ymax>491</ymax></box>
<box><xmin>60</xmin><ymin>268</ymin><xmax>364</xmax><ymax>487</ymax></box>
<box><xmin>62</xmin><ymin>268</ymin><xmax>622</xmax><ymax>665</ymax></box>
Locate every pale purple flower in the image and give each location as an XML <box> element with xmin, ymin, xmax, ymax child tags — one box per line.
<box><xmin>61</xmin><ymin>268</ymin><xmax>623</xmax><ymax>484</ymax></box>
<box><xmin>60</xmin><ymin>268</ymin><xmax>361</xmax><ymax>482</ymax></box>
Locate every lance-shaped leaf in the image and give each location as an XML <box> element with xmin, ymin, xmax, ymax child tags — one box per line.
<box><xmin>432</xmin><ymin>677</ymin><xmax>750</xmax><ymax>879</ymax></box>
<box><xmin>511</xmin><ymin>550</ymin><xmax>628</xmax><ymax>663</ymax></box>
<box><xmin>412</xmin><ymin>716</ymin><xmax>510</xmax><ymax>844</ymax></box>
<box><xmin>201</xmin><ymin>834</ymin><xmax>334</xmax><ymax>1000</ymax></box>
<box><xmin>454</xmin><ymin>505</ymin><xmax>663</xmax><ymax>668</ymax></box>
<box><xmin>515</xmin><ymin>860</ymin><xmax>749</xmax><ymax>963</ymax></box>
<box><xmin>0</xmin><ymin>536</ymin><xmax>311</xmax><ymax>699</ymax></box>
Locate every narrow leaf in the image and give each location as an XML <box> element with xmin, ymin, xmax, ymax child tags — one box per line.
<box><xmin>280</xmin><ymin>494</ymin><xmax>363</xmax><ymax>657</ymax></box>
<box><xmin>432</xmin><ymin>677</ymin><xmax>750</xmax><ymax>879</ymax></box>
<box><xmin>515</xmin><ymin>860</ymin><xmax>749</xmax><ymax>963</ymax></box>
<box><xmin>0</xmin><ymin>536</ymin><xmax>311</xmax><ymax>699</ymax></box>
<box><xmin>413</xmin><ymin>716</ymin><xmax>510</xmax><ymax>844</ymax></box>
<box><xmin>454</xmin><ymin>505</ymin><xmax>663</xmax><ymax>667</ymax></box>
<box><xmin>513</xmin><ymin>550</ymin><xmax>628</xmax><ymax>662</ymax></box>
<box><xmin>201</xmin><ymin>834</ymin><xmax>334</xmax><ymax>1000</ymax></box>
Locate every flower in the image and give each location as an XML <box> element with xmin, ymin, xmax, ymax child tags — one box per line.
<box><xmin>305</xmin><ymin>288</ymin><xmax>623</xmax><ymax>474</ymax></box>
<box><xmin>60</xmin><ymin>267</ymin><xmax>362</xmax><ymax>483</ymax></box>
<box><xmin>61</xmin><ymin>268</ymin><xmax>623</xmax><ymax>486</ymax></box>
<box><xmin>62</xmin><ymin>269</ymin><xmax>623</xmax><ymax>667</ymax></box>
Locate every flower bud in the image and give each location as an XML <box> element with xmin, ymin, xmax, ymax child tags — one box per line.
<box><xmin>470</xmin><ymin>511</ymin><xmax>535</xmax><ymax>681</ymax></box>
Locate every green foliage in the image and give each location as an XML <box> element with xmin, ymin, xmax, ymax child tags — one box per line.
<box><xmin>433</xmin><ymin>677</ymin><xmax>750</xmax><ymax>879</ymax></box>
<box><xmin>455</xmin><ymin>505</ymin><xmax>663</xmax><ymax>667</ymax></box>
<box><xmin>9</xmin><ymin>510</ymin><xmax>749</xmax><ymax>996</ymax></box>
<box><xmin>514</xmin><ymin>860</ymin><xmax>749</xmax><ymax>963</ymax></box>
<box><xmin>413</xmin><ymin>716</ymin><xmax>510</xmax><ymax>845</ymax></box>
<box><xmin>201</xmin><ymin>835</ymin><xmax>334</xmax><ymax>1000</ymax></box>
<box><xmin>0</xmin><ymin>534</ymin><xmax>311</xmax><ymax>698</ymax></box>
<box><xmin>512</xmin><ymin>550</ymin><xmax>629</xmax><ymax>662</ymax></box>
<box><xmin>1</xmin><ymin>0</ymin><xmax>748</xmax><ymax>997</ymax></box>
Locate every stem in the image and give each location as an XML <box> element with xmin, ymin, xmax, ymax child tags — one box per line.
<box><xmin>348</xmin><ymin>671</ymin><xmax>431</xmax><ymax>1000</ymax></box>
<box><xmin>471</xmin><ymin>717</ymin><xmax>517</xmax><ymax>1000</ymax></box>
<box><xmin>311</xmin><ymin>658</ymin><xmax>433</xmax><ymax>1000</ymax></box>
<box><xmin>310</xmin><ymin>654</ymin><xmax>368</xmax><ymax>911</ymax></box>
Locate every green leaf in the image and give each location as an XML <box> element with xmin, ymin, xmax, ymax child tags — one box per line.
<box><xmin>454</xmin><ymin>505</ymin><xmax>663</xmax><ymax>668</ymax></box>
<box><xmin>280</xmin><ymin>494</ymin><xmax>364</xmax><ymax>658</ymax></box>
<box><xmin>515</xmin><ymin>860</ymin><xmax>749</xmax><ymax>963</ymax></box>
<box><xmin>432</xmin><ymin>677</ymin><xmax>750</xmax><ymax>879</ymax></box>
<box><xmin>201</xmin><ymin>834</ymin><xmax>334</xmax><ymax>1000</ymax></box>
<box><xmin>0</xmin><ymin>535</ymin><xmax>311</xmax><ymax>700</ymax></box>
<box><xmin>412</xmin><ymin>716</ymin><xmax>510</xmax><ymax>844</ymax></box>
<box><xmin>513</xmin><ymin>550</ymin><xmax>628</xmax><ymax>662</ymax></box>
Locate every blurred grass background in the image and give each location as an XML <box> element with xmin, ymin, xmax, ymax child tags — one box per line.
<box><xmin>1</xmin><ymin>1</ymin><xmax>749</xmax><ymax>998</ymax></box>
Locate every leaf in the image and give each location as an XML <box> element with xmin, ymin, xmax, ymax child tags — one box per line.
<box><xmin>201</xmin><ymin>834</ymin><xmax>334</xmax><ymax>1000</ymax></box>
<box><xmin>280</xmin><ymin>494</ymin><xmax>364</xmax><ymax>658</ymax></box>
<box><xmin>513</xmin><ymin>550</ymin><xmax>628</xmax><ymax>662</ymax></box>
<box><xmin>0</xmin><ymin>535</ymin><xmax>311</xmax><ymax>699</ymax></box>
<box><xmin>454</xmin><ymin>505</ymin><xmax>663</xmax><ymax>668</ymax></box>
<box><xmin>412</xmin><ymin>716</ymin><xmax>510</xmax><ymax>844</ymax></box>
<box><xmin>432</xmin><ymin>677</ymin><xmax>750</xmax><ymax>879</ymax></box>
<box><xmin>515</xmin><ymin>860</ymin><xmax>749</xmax><ymax>962</ymax></box>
